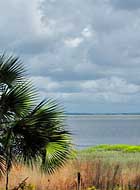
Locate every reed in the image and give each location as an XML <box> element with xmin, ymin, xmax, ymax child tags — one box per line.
<box><xmin>0</xmin><ymin>150</ymin><xmax>140</xmax><ymax>190</ymax></box>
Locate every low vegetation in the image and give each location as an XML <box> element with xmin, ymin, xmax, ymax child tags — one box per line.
<box><xmin>0</xmin><ymin>145</ymin><xmax>140</xmax><ymax>190</ymax></box>
<box><xmin>81</xmin><ymin>144</ymin><xmax>140</xmax><ymax>153</ymax></box>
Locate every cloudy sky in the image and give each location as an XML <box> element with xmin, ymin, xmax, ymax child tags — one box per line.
<box><xmin>1</xmin><ymin>0</ymin><xmax>140</xmax><ymax>113</ymax></box>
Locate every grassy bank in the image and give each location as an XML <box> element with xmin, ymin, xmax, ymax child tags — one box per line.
<box><xmin>81</xmin><ymin>144</ymin><xmax>140</xmax><ymax>153</ymax></box>
<box><xmin>79</xmin><ymin>144</ymin><xmax>140</xmax><ymax>164</ymax></box>
<box><xmin>1</xmin><ymin>145</ymin><xmax>140</xmax><ymax>190</ymax></box>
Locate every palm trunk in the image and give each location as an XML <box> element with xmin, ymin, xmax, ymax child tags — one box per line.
<box><xmin>6</xmin><ymin>167</ymin><xmax>9</xmax><ymax>190</ymax></box>
<box><xmin>5</xmin><ymin>147</ymin><xmax>11</xmax><ymax>190</ymax></box>
<box><xmin>4</xmin><ymin>128</ymin><xmax>12</xmax><ymax>190</ymax></box>
<box><xmin>5</xmin><ymin>154</ymin><xmax>10</xmax><ymax>190</ymax></box>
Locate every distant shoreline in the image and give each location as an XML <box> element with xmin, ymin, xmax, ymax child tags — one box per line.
<box><xmin>66</xmin><ymin>113</ymin><xmax>140</xmax><ymax>116</ymax></box>
<box><xmin>66</xmin><ymin>113</ymin><xmax>140</xmax><ymax>120</ymax></box>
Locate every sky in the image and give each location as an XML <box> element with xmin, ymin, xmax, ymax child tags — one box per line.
<box><xmin>1</xmin><ymin>0</ymin><xmax>140</xmax><ymax>113</ymax></box>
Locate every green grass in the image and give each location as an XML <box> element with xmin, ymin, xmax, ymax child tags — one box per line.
<box><xmin>80</xmin><ymin>144</ymin><xmax>140</xmax><ymax>153</ymax></box>
<box><xmin>77</xmin><ymin>144</ymin><xmax>140</xmax><ymax>164</ymax></box>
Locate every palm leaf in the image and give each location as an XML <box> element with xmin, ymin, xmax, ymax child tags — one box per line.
<box><xmin>0</xmin><ymin>82</ymin><xmax>37</xmax><ymax>119</ymax></box>
<box><xmin>0</xmin><ymin>54</ymin><xmax>26</xmax><ymax>87</ymax></box>
<box><xmin>0</xmin><ymin>54</ymin><xmax>72</xmax><ymax>178</ymax></box>
<box><xmin>12</xmin><ymin>100</ymin><xmax>72</xmax><ymax>172</ymax></box>
<box><xmin>41</xmin><ymin>137</ymin><xmax>72</xmax><ymax>174</ymax></box>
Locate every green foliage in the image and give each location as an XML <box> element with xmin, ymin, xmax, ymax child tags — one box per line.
<box><xmin>80</xmin><ymin>144</ymin><xmax>140</xmax><ymax>153</ymax></box>
<box><xmin>0</xmin><ymin>54</ymin><xmax>25</xmax><ymax>86</ymax></box>
<box><xmin>78</xmin><ymin>145</ymin><xmax>140</xmax><ymax>166</ymax></box>
<box><xmin>0</xmin><ymin>54</ymin><xmax>72</xmax><ymax>179</ymax></box>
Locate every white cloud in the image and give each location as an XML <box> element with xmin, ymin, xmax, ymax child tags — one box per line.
<box><xmin>64</xmin><ymin>37</ymin><xmax>84</xmax><ymax>48</ymax></box>
<box><xmin>1</xmin><ymin>0</ymin><xmax>140</xmax><ymax>112</ymax></box>
<box><xmin>30</xmin><ymin>76</ymin><xmax>60</xmax><ymax>91</ymax></box>
<box><xmin>81</xmin><ymin>77</ymin><xmax>140</xmax><ymax>94</ymax></box>
<box><xmin>30</xmin><ymin>75</ymin><xmax>140</xmax><ymax>105</ymax></box>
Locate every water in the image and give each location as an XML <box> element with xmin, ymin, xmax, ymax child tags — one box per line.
<box><xmin>66</xmin><ymin>115</ymin><xmax>140</xmax><ymax>149</ymax></box>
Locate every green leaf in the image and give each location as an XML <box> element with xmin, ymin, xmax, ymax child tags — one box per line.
<box><xmin>0</xmin><ymin>54</ymin><xmax>72</xmax><ymax>177</ymax></box>
<box><xmin>0</xmin><ymin>54</ymin><xmax>26</xmax><ymax>87</ymax></box>
<box><xmin>12</xmin><ymin>100</ymin><xmax>72</xmax><ymax>172</ymax></box>
<box><xmin>0</xmin><ymin>82</ymin><xmax>37</xmax><ymax>119</ymax></box>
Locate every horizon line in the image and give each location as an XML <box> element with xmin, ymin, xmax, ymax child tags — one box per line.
<box><xmin>66</xmin><ymin>112</ymin><xmax>140</xmax><ymax>115</ymax></box>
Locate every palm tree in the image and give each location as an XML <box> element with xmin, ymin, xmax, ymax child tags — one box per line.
<box><xmin>0</xmin><ymin>54</ymin><xmax>72</xmax><ymax>190</ymax></box>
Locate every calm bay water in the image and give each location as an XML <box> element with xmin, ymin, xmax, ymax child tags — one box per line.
<box><xmin>66</xmin><ymin>115</ymin><xmax>140</xmax><ymax>149</ymax></box>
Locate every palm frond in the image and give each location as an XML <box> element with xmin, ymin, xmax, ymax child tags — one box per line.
<box><xmin>41</xmin><ymin>137</ymin><xmax>72</xmax><ymax>174</ymax></box>
<box><xmin>0</xmin><ymin>54</ymin><xmax>26</xmax><ymax>87</ymax></box>
<box><xmin>12</xmin><ymin>100</ymin><xmax>72</xmax><ymax>172</ymax></box>
<box><xmin>0</xmin><ymin>54</ymin><xmax>73</xmax><ymax>176</ymax></box>
<box><xmin>0</xmin><ymin>82</ymin><xmax>37</xmax><ymax>119</ymax></box>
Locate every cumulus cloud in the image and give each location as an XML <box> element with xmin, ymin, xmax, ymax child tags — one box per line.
<box><xmin>30</xmin><ymin>76</ymin><xmax>140</xmax><ymax>107</ymax></box>
<box><xmin>81</xmin><ymin>77</ymin><xmax>140</xmax><ymax>94</ymax></box>
<box><xmin>64</xmin><ymin>37</ymin><xmax>84</xmax><ymax>48</ymax></box>
<box><xmin>0</xmin><ymin>0</ymin><xmax>140</xmax><ymax>112</ymax></box>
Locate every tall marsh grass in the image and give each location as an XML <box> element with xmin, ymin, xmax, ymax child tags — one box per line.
<box><xmin>1</xmin><ymin>145</ymin><xmax>140</xmax><ymax>190</ymax></box>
